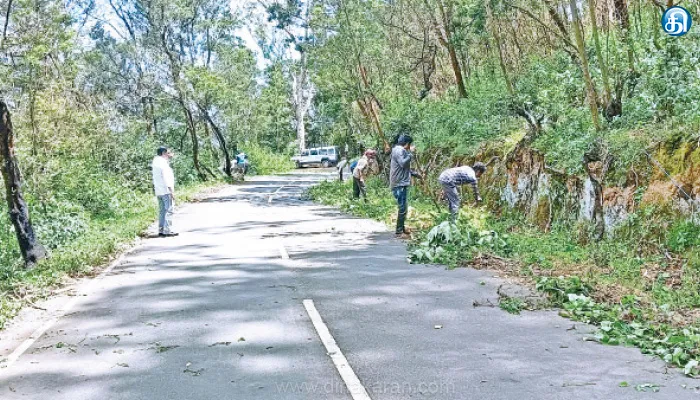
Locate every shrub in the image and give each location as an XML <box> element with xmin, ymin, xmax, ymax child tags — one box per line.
<box><xmin>666</xmin><ymin>220</ymin><xmax>700</xmax><ymax>252</ymax></box>
<box><xmin>244</xmin><ymin>143</ymin><xmax>295</xmax><ymax>175</ymax></box>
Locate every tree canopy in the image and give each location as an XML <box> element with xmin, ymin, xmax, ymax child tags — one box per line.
<box><xmin>0</xmin><ymin>0</ymin><xmax>699</xmax><ymax>273</ymax></box>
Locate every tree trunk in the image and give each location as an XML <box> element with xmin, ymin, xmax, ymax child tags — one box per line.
<box><xmin>447</xmin><ymin>43</ymin><xmax>468</xmax><ymax>99</ymax></box>
<box><xmin>613</xmin><ymin>0</ymin><xmax>635</xmax><ymax>73</ymax></box>
<box><xmin>160</xmin><ymin>28</ymin><xmax>209</xmax><ymax>181</ymax></box>
<box><xmin>29</xmin><ymin>90</ymin><xmax>38</xmax><ymax>156</ymax></box>
<box><xmin>582</xmin><ymin>139</ymin><xmax>613</xmax><ymax>241</ymax></box>
<box><xmin>142</xmin><ymin>96</ymin><xmax>157</xmax><ymax>136</ymax></box>
<box><xmin>198</xmin><ymin>104</ymin><xmax>232</xmax><ymax>178</ymax></box>
<box><xmin>439</xmin><ymin>0</ymin><xmax>467</xmax><ymax>99</ymax></box>
<box><xmin>295</xmin><ymin>100</ymin><xmax>307</xmax><ymax>153</ymax></box>
<box><xmin>544</xmin><ymin>0</ymin><xmax>569</xmax><ymax>39</ymax></box>
<box><xmin>0</xmin><ymin>101</ymin><xmax>47</xmax><ymax>267</ymax></box>
<box><xmin>587</xmin><ymin>0</ymin><xmax>611</xmax><ymax>107</ymax></box>
<box><xmin>291</xmin><ymin>59</ymin><xmax>313</xmax><ymax>153</ymax></box>
<box><xmin>569</xmin><ymin>0</ymin><xmax>602</xmax><ymax>131</ymax></box>
<box><xmin>422</xmin><ymin>0</ymin><xmax>467</xmax><ymax>98</ymax></box>
<box><xmin>487</xmin><ymin>3</ymin><xmax>514</xmax><ymax>96</ymax></box>
<box><xmin>357</xmin><ymin>64</ymin><xmax>390</xmax><ymax>152</ymax></box>
<box><xmin>178</xmin><ymin>99</ymin><xmax>208</xmax><ymax>181</ymax></box>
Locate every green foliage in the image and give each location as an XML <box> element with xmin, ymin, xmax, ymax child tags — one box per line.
<box><xmin>244</xmin><ymin>143</ymin><xmax>295</xmax><ymax>175</ymax></box>
<box><xmin>380</xmin><ymin>82</ymin><xmax>518</xmax><ymax>156</ymax></box>
<box><xmin>666</xmin><ymin>221</ymin><xmax>700</xmax><ymax>252</ymax></box>
<box><xmin>0</xmin><ymin>214</ymin><xmax>21</xmax><ymax>269</ymax></box>
<box><xmin>410</xmin><ymin>221</ymin><xmax>510</xmax><ymax>267</ymax></box>
<box><xmin>309</xmin><ymin>178</ymin><xmax>401</xmax><ymax>222</ymax></box>
<box><xmin>0</xmin><ymin>0</ymin><xmax>299</xmax><ymax>328</ymax></box>
<box><xmin>635</xmin><ymin>383</ymin><xmax>661</xmax><ymax>393</ymax></box>
<box><xmin>0</xmin><ymin>191</ymin><xmax>157</xmax><ymax>329</ymax></box>
<box><xmin>253</xmin><ymin>63</ymin><xmax>296</xmax><ymax>152</ymax></box>
<box><xmin>559</xmin><ymin>292</ymin><xmax>700</xmax><ymax>377</ymax></box>
<box><xmin>499</xmin><ymin>297</ymin><xmax>527</xmax><ymax>315</ymax></box>
<box><xmin>312</xmin><ymin>178</ymin><xmax>700</xmax><ymax>376</ymax></box>
<box><xmin>31</xmin><ymin>200</ymin><xmax>89</xmax><ymax>250</ymax></box>
<box><xmin>535</xmin><ymin>276</ymin><xmax>591</xmax><ymax>305</ymax></box>
<box><xmin>305</xmin><ymin>0</ymin><xmax>700</xmax><ymax>179</ymax></box>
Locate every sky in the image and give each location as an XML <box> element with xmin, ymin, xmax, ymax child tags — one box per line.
<box><xmin>230</xmin><ymin>0</ymin><xmax>273</xmax><ymax>71</ymax></box>
<box><xmin>87</xmin><ymin>0</ymin><xmax>273</xmax><ymax>71</ymax></box>
<box><xmin>231</xmin><ymin>0</ymin><xmax>306</xmax><ymax>67</ymax></box>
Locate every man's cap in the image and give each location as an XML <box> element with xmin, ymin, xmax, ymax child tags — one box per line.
<box><xmin>157</xmin><ymin>146</ymin><xmax>169</xmax><ymax>156</ymax></box>
<box><xmin>473</xmin><ymin>162</ymin><xmax>487</xmax><ymax>172</ymax></box>
<box><xmin>364</xmin><ymin>149</ymin><xmax>377</xmax><ymax>157</ymax></box>
<box><xmin>397</xmin><ymin>134</ymin><xmax>413</xmax><ymax>145</ymax></box>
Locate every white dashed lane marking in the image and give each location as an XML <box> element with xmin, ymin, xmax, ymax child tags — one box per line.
<box><xmin>278</xmin><ymin>243</ymin><xmax>290</xmax><ymax>259</ymax></box>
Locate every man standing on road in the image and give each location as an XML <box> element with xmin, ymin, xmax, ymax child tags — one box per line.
<box><xmin>353</xmin><ymin>149</ymin><xmax>377</xmax><ymax>201</ymax></box>
<box><xmin>390</xmin><ymin>134</ymin><xmax>421</xmax><ymax>237</ymax></box>
<box><xmin>438</xmin><ymin>162</ymin><xmax>486</xmax><ymax>223</ymax></box>
<box><xmin>152</xmin><ymin>146</ymin><xmax>178</xmax><ymax>237</ymax></box>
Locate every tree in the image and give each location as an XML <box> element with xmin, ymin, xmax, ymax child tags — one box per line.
<box><xmin>587</xmin><ymin>0</ymin><xmax>611</xmax><ymax>111</ymax></box>
<box><xmin>91</xmin><ymin>0</ymin><xmax>254</xmax><ymax>180</ymax></box>
<box><xmin>418</xmin><ymin>0</ymin><xmax>468</xmax><ymax>98</ymax></box>
<box><xmin>265</xmin><ymin>0</ymin><xmax>316</xmax><ymax>152</ymax></box>
<box><xmin>486</xmin><ymin>2</ymin><xmax>513</xmax><ymax>96</ymax></box>
<box><xmin>569</xmin><ymin>0</ymin><xmax>601</xmax><ymax>131</ymax></box>
<box><xmin>582</xmin><ymin>139</ymin><xmax>613</xmax><ymax>241</ymax></box>
<box><xmin>0</xmin><ymin>101</ymin><xmax>47</xmax><ymax>267</ymax></box>
<box><xmin>254</xmin><ymin>63</ymin><xmax>295</xmax><ymax>151</ymax></box>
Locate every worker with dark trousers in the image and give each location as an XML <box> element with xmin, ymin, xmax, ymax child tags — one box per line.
<box><xmin>389</xmin><ymin>134</ymin><xmax>420</xmax><ymax>237</ymax></box>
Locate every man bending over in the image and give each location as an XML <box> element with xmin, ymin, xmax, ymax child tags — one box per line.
<box><xmin>438</xmin><ymin>162</ymin><xmax>486</xmax><ymax>222</ymax></box>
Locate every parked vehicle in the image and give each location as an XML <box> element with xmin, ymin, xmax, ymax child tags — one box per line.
<box><xmin>291</xmin><ymin>146</ymin><xmax>340</xmax><ymax>168</ymax></box>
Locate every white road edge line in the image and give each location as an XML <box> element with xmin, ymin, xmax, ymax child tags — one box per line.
<box><xmin>0</xmin><ymin>248</ymin><xmax>133</xmax><ymax>373</ymax></box>
<box><xmin>303</xmin><ymin>299</ymin><xmax>372</xmax><ymax>400</ymax></box>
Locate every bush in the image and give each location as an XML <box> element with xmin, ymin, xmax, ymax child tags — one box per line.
<box><xmin>0</xmin><ymin>213</ymin><xmax>20</xmax><ymax>269</ymax></box>
<box><xmin>410</xmin><ymin>221</ymin><xmax>510</xmax><ymax>267</ymax></box>
<box><xmin>666</xmin><ymin>220</ymin><xmax>700</xmax><ymax>252</ymax></box>
<box><xmin>244</xmin><ymin>143</ymin><xmax>295</xmax><ymax>175</ymax></box>
<box><xmin>32</xmin><ymin>200</ymin><xmax>89</xmax><ymax>250</ymax></box>
<box><xmin>535</xmin><ymin>276</ymin><xmax>592</xmax><ymax>305</ymax></box>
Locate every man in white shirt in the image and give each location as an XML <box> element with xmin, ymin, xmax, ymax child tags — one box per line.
<box><xmin>152</xmin><ymin>146</ymin><xmax>178</xmax><ymax>237</ymax></box>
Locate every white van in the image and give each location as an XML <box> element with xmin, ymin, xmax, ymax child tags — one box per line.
<box><xmin>291</xmin><ymin>146</ymin><xmax>340</xmax><ymax>168</ymax></box>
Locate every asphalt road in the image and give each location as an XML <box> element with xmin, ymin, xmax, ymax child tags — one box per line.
<box><xmin>0</xmin><ymin>169</ymin><xmax>697</xmax><ymax>399</ymax></box>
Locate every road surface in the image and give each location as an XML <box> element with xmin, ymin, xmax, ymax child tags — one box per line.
<box><xmin>0</xmin><ymin>170</ymin><xmax>696</xmax><ymax>399</ymax></box>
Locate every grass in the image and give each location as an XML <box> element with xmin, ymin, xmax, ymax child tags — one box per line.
<box><xmin>0</xmin><ymin>195</ymin><xmax>154</xmax><ymax>329</ymax></box>
<box><xmin>0</xmin><ymin>151</ymin><xmax>295</xmax><ymax>330</ymax></box>
<box><xmin>0</xmin><ymin>180</ymin><xmax>224</xmax><ymax>330</ymax></box>
<box><xmin>309</xmin><ymin>177</ymin><xmax>700</xmax><ymax>376</ymax></box>
<box><xmin>309</xmin><ymin>178</ymin><xmax>700</xmax><ymax>313</ymax></box>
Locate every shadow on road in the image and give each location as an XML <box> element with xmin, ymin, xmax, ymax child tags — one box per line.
<box><xmin>1</xmin><ymin>171</ymin><xmax>694</xmax><ymax>400</ymax></box>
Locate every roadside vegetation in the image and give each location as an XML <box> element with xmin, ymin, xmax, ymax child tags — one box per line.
<box><xmin>301</xmin><ymin>0</ymin><xmax>700</xmax><ymax>378</ymax></box>
<box><xmin>0</xmin><ymin>151</ymin><xmax>293</xmax><ymax>330</ymax></box>
<box><xmin>0</xmin><ymin>0</ymin><xmax>301</xmax><ymax>328</ymax></box>
<box><xmin>310</xmin><ymin>179</ymin><xmax>700</xmax><ymax>376</ymax></box>
<box><xmin>0</xmin><ymin>0</ymin><xmax>698</xmax><ymax>382</ymax></box>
